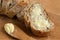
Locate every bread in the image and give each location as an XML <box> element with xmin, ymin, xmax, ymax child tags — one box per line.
<box><xmin>0</xmin><ymin>0</ymin><xmax>30</xmax><ymax>18</ymax></box>
<box><xmin>6</xmin><ymin>0</ymin><xmax>25</xmax><ymax>18</ymax></box>
<box><xmin>0</xmin><ymin>0</ymin><xmax>1</xmax><ymax>8</ymax></box>
<box><xmin>0</xmin><ymin>0</ymin><xmax>2</xmax><ymax>14</ymax></box>
<box><xmin>16</xmin><ymin>0</ymin><xmax>30</xmax><ymax>21</ymax></box>
<box><xmin>0</xmin><ymin>0</ymin><xmax>26</xmax><ymax>18</ymax></box>
<box><xmin>9</xmin><ymin>0</ymin><xmax>28</xmax><ymax>18</ymax></box>
<box><xmin>1</xmin><ymin>0</ymin><xmax>11</xmax><ymax>14</ymax></box>
<box><xmin>22</xmin><ymin>3</ymin><xmax>54</xmax><ymax>36</ymax></box>
<box><xmin>1</xmin><ymin>0</ymin><xmax>20</xmax><ymax>18</ymax></box>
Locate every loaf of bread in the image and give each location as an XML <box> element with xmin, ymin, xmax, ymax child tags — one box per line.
<box><xmin>16</xmin><ymin>1</ymin><xmax>54</xmax><ymax>36</ymax></box>
<box><xmin>0</xmin><ymin>0</ymin><xmax>27</xmax><ymax>18</ymax></box>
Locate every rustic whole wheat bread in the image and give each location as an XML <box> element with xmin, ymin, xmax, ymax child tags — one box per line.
<box><xmin>0</xmin><ymin>0</ymin><xmax>17</xmax><ymax>18</ymax></box>
<box><xmin>0</xmin><ymin>0</ymin><xmax>28</xmax><ymax>18</ymax></box>
<box><xmin>17</xmin><ymin>2</ymin><xmax>54</xmax><ymax>36</ymax></box>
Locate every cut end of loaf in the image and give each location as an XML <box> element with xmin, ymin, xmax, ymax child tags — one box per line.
<box><xmin>29</xmin><ymin>3</ymin><xmax>54</xmax><ymax>32</ymax></box>
<box><xmin>30</xmin><ymin>4</ymin><xmax>54</xmax><ymax>36</ymax></box>
<box><xmin>24</xmin><ymin>3</ymin><xmax>54</xmax><ymax>36</ymax></box>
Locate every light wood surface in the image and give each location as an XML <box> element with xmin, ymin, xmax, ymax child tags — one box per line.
<box><xmin>0</xmin><ymin>0</ymin><xmax>60</xmax><ymax>40</ymax></box>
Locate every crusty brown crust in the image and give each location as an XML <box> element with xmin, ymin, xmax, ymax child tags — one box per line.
<box><xmin>6</xmin><ymin>4</ymin><xmax>21</xmax><ymax>18</ymax></box>
<box><xmin>31</xmin><ymin>27</ymin><xmax>50</xmax><ymax>36</ymax></box>
<box><xmin>0</xmin><ymin>0</ymin><xmax>27</xmax><ymax>18</ymax></box>
<box><xmin>16</xmin><ymin>0</ymin><xmax>31</xmax><ymax>21</ymax></box>
<box><xmin>0</xmin><ymin>0</ymin><xmax>17</xmax><ymax>18</ymax></box>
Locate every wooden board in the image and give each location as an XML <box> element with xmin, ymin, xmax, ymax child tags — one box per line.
<box><xmin>0</xmin><ymin>0</ymin><xmax>60</xmax><ymax>40</ymax></box>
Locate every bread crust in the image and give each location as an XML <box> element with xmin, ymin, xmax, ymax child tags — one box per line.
<box><xmin>0</xmin><ymin>0</ymin><xmax>16</xmax><ymax>18</ymax></box>
<box><xmin>16</xmin><ymin>0</ymin><xmax>31</xmax><ymax>21</ymax></box>
<box><xmin>0</xmin><ymin>0</ymin><xmax>24</xmax><ymax>18</ymax></box>
<box><xmin>0</xmin><ymin>0</ymin><xmax>1</xmax><ymax>8</ymax></box>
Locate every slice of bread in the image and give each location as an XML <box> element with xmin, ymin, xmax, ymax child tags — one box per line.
<box><xmin>23</xmin><ymin>3</ymin><xmax>54</xmax><ymax>36</ymax></box>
